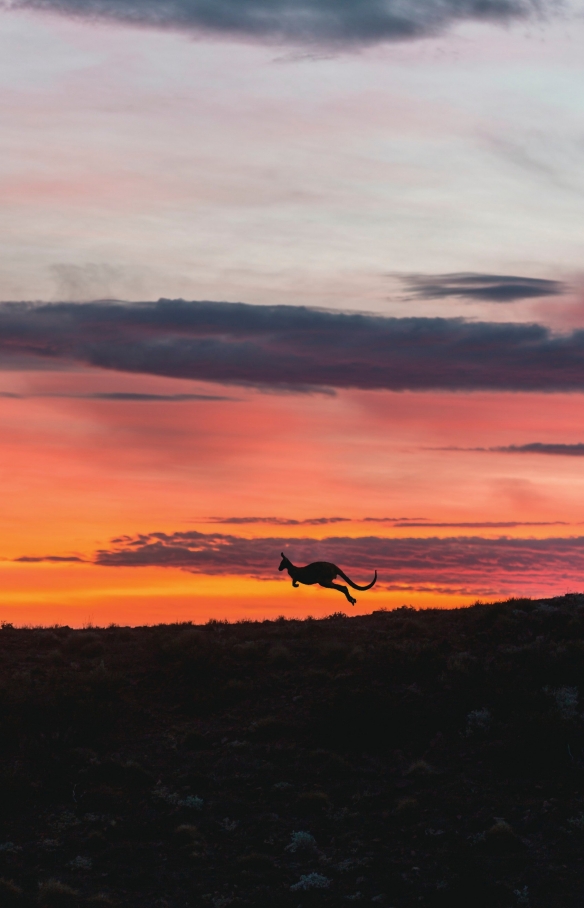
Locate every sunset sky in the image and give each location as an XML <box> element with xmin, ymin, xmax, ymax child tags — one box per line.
<box><xmin>1</xmin><ymin>0</ymin><xmax>584</xmax><ymax>625</ymax></box>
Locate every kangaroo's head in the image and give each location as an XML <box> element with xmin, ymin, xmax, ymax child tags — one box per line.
<box><xmin>279</xmin><ymin>552</ymin><xmax>292</xmax><ymax>572</ymax></box>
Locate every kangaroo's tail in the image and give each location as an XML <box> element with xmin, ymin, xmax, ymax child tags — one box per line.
<box><xmin>337</xmin><ymin>568</ymin><xmax>377</xmax><ymax>591</ymax></box>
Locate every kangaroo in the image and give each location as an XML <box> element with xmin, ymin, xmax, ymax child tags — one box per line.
<box><xmin>278</xmin><ymin>553</ymin><xmax>377</xmax><ymax>606</ymax></box>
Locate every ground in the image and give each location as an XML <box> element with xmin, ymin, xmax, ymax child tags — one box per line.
<box><xmin>2</xmin><ymin>595</ymin><xmax>584</xmax><ymax>907</ymax></box>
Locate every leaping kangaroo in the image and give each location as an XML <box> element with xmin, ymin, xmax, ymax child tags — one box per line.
<box><xmin>278</xmin><ymin>553</ymin><xmax>377</xmax><ymax>606</ymax></box>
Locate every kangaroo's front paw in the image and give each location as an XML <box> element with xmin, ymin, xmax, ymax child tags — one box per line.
<box><xmin>349</xmin><ymin>596</ymin><xmax>357</xmax><ymax>606</ymax></box>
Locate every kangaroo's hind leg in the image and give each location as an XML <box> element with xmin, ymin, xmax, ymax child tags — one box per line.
<box><xmin>320</xmin><ymin>580</ymin><xmax>356</xmax><ymax>606</ymax></box>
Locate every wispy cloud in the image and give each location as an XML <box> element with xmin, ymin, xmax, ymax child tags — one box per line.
<box><xmin>203</xmin><ymin>516</ymin><xmax>562</xmax><ymax>528</ymax></box>
<box><xmin>361</xmin><ymin>516</ymin><xmax>564</xmax><ymax>527</ymax></box>
<box><xmin>14</xmin><ymin>555</ymin><xmax>86</xmax><ymax>563</ymax></box>
<box><xmin>81</xmin><ymin>392</ymin><xmax>236</xmax><ymax>401</ymax></box>
<box><xmin>362</xmin><ymin>516</ymin><xmax>427</xmax><ymax>523</ymax></box>
<box><xmin>493</xmin><ymin>443</ymin><xmax>584</xmax><ymax>456</ymax></box>
<box><xmin>400</xmin><ymin>273</ymin><xmax>566</xmax><ymax>303</ymax></box>
<box><xmin>0</xmin><ymin>391</ymin><xmax>236</xmax><ymax>402</ymax></box>
<box><xmin>439</xmin><ymin>443</ymin><xmax>584</xmax><ymax>456</ymax></box>
<box><xmin>206</xmin><ymin>516</ymin><xmax>350</xmax><ymax>525</ymax></box>
<box><xmin>390</xmin><ymin>521</ymin><xmax>567</xmax><ymax>528</ymax></box>
<box><xmin>15</xmin><ymin>529</ymin><xmax>583</xmax><ymax>597</ymax></box>
<box><xmin>4</xmin><ymin>299</ymin><xmax>584</xmax><ymax>393</ymax></box>
<box><xmin>5</xmin><ymin>0</ymin><xmax>552</xmax><ymax>47</ymax></box>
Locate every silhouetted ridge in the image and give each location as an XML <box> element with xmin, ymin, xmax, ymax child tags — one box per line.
<box><xmin>1</xmin><ymin>594</ymin><xmax>584</xmax><ymax>906</ymax></box>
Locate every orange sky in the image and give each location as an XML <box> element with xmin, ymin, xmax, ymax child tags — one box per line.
<box><xmin>2</xmin><ymin>365</ymin><xmax>584</xmax><ymax>625</ymax></box>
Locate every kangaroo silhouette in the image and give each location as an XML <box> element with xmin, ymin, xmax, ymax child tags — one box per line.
<box><xmin>278</xmin><ymin>553</ymin><xmax>377</xmax><ymax>606</ymax></box>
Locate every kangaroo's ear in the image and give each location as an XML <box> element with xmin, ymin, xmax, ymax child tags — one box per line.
<box><xmin>281</xmin><ymin>552</ymin><xmax>285</xmax><ymax>558</ymax></box>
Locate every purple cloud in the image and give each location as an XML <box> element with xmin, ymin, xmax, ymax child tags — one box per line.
<box><xmin>82</xmin><ymin>529</ymin><xmax>584</xmax><ymax>597</ymax></box>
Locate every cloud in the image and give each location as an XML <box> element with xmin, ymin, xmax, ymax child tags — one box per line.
<box><xmin>14</xmin><ymin>555</ymin><xmax>86</xmax><ymax>563</ymax></box>
<box><xmin>50</xmin><ymin>264</ymin><xmax>125</xmax><ymax>304</ymax></box>
<box><xmin>85</xmin><ymin>529</ymin><xmax>584</xmax><ymax>596</ymax></box>
<box><xmin>5</xmin><ymin>0</ymin><xmax>550</xmax><ymax>46</ymax></box>
<box><xmin>82</xmin><ymin>392</ymin><xmax>236</xmax><ymax>401</ymax></box>
<box><xmin>440</xmin><ymin>443</ymin><xmax>584</xmax><ymax>456</ymax></box>
<box><xmin>362</xmin><ymin>516</ymin><xmax>564</xmax><ymax>527</ymax></box>
<box><xmin>0</xmin><ymin>391</ymin><xmax>237</xmax><ymax>401</ymax></box>
<box><xmin>401</xmin><ymin>273</ymin><xmax>566</xmax><ymax>303</ymax></box>
<box><xmin>206</xmin><ymin>516</ymin><xmax>351</xmax><ymax>525</ymax></box>
<box><xmin>203</xmin><ymin>516</ymin><xmax>562</xmax><ymax>527</ymax></box>
<box><xmin>5</xmin><ymin>298</ymin><xmax>584</xmax><ymax>393</ymax></box>
<box><xmin>390</xmin><ymin>520</ymin><xmax>567</xmax><ymax>528</ymax></box>
<box><xmin>493</xmin><ymin>443</ymin><xmax>584</xmax><ymax>456</ymax></box>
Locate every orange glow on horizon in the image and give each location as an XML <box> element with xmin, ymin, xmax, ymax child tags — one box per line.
<box><xmin>0</xmin><ymin>562</ymin><xmax>475</xmax><ymax>628</ymax></box>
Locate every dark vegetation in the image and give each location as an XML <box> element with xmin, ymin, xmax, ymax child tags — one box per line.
<box><xmin>2</xmin><ymin>596</ymin><xmax>584</xmax><ymax>906</ymax></box>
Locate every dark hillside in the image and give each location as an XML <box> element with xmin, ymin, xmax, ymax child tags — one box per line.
<box><xmin>2</xmin><ymin>595</ymin><xmax>584</xmax><ymax>907</ymax></box>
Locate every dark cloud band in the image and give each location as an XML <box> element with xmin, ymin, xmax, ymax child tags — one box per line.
<box><xmin>6</xmin><ymin>0</ymin><xmax>548</xmax><ymax>46</ymax></box>
<box><xmin>3</xmin><ymin>298</ymin><xmax>584</xmax><ymax>393</ymax></box>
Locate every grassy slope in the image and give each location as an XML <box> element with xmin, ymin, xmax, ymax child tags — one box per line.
<box><xmin>2</xmin><ymin>595</ymin><xmax>584</xmax><ymax>907</ymax></box>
